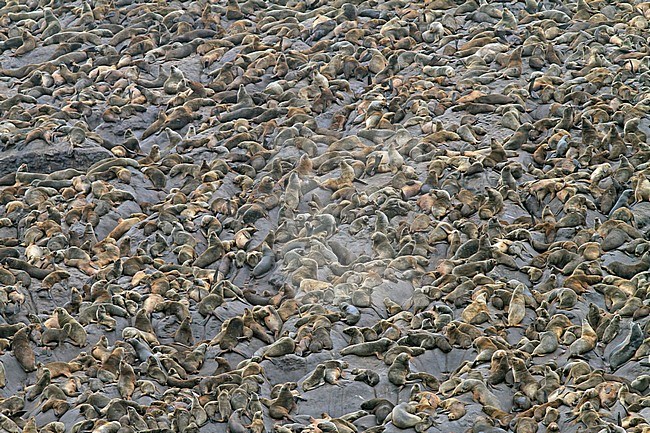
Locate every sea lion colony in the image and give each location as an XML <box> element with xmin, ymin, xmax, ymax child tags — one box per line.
<box><xmin>0</xmin><ymin>0</ymin><xmax>650</xmax><ymax>432</ymax></box>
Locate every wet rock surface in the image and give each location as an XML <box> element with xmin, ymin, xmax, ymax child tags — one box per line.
<box><xmin>0</xmin><ymin>0</ymin><xmax>650</xmax><ymax>433</ymax></box>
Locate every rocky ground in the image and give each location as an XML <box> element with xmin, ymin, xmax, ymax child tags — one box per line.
<box><xmin>0</xmin><ymin>0</ymin><xmax>650</xmax><ymax>433</ymax></box>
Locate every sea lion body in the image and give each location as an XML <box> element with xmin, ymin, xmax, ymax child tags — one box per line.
<box><xmin>609</xmin><ymin>323</ymin><xmax>644</xmax><ymax>371</ymax></box>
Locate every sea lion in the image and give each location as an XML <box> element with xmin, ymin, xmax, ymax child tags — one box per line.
<box><xmin>352</xmin><ymin>368</ymin><xmax>380</xmax><ymax>387</ymax></box>
<box><xmin>453</xmin><ymin>378</ymin><xmax>503</xmax><ymax>410</ymax></box>
<box><xmin>12</xmin><ymin>326</ymin><xmax>36</xmax><ymax>372</ymax></box>
<box><xmin>568</xmin><ymin>318</ymin><xmax>598</xmax><ymax>358</ymax></box>
<box><xmin>40</xmin><ymin>324</ymin><xmax>70</xmax><ymax>348</ymax></box>
<box><xmin>173</xmin><ymin>317</ymin><xmax>195</xmax><ymax>346</ymax></box>
<box><xmin>301</xmin><ymin>364</ymin><xmax>326</xmax><ymax>391</ymax></box>
<box><xmin>339</xmin><ymin>338</ymin><xmax>393</xmax><ymax>358</ymax></box>
<box><xmin>609</xmin><ymin>323</ymin><xmax>644</xmax><ymax>371</ymax></box>
<box><xmin>55</xmin><ymin>308</ymin><xmax>87</xmax><ymax>347</ymax></box>
<box><xmin>211</xmin><ymin>317</ymin><xmax>246</xmax><ymax>353</ymax></box>
<box><xmin>268</xmin><ymin>383</ymin><xmax>296</xmax><ymax>420</ymax></box>
<box><xmin>252</xmin><ymin>243</ymin><xmax>276</xmax><ymax>278</ymax></box>
<box><xmin>440</xmin><ymin>397</ymin><xmax>466</xmax><ymax>420</ymax></box>
<box><xmin>385</xmin><ymin>402</ymin><xmax>428</xmax><ymax>429</ymax></box>
<box><xmin>532</xmin><ymin>331</ymin><xmax>559</xmax><ymax>357</ymax></box>
<box><xmin>511</xmin><ymin>358</ymin><xmax>540</xmax><ymax>401</ymax></box>
<box><xmin>257</xmin><ymin>336</ymin><xmax>295</xmax><ymax>358</ymax></box>
<box><xmin>26</xmin><ymin>368</ymin><xmax>50</xmax><ymax>401</ymax></box>
<box><xmin>118</xmin><ymin>360</ymin><xmax>136</xmax><ymax>399</ymax></box>
<box><xmin>387</xmin><ymin>353</ymin><xmax>411</xmax><ymax>387</ymax></box>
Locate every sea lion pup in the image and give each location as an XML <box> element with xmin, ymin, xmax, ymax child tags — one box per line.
<box><xmin>352</xmin><ymin>368</ymin><xmax>380</xmax><ymax>387</ymax></box>
<box><xmin>609</xmin><ymin>322</ymin><xmax>644</xmax><ymax>372</ymax></box>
